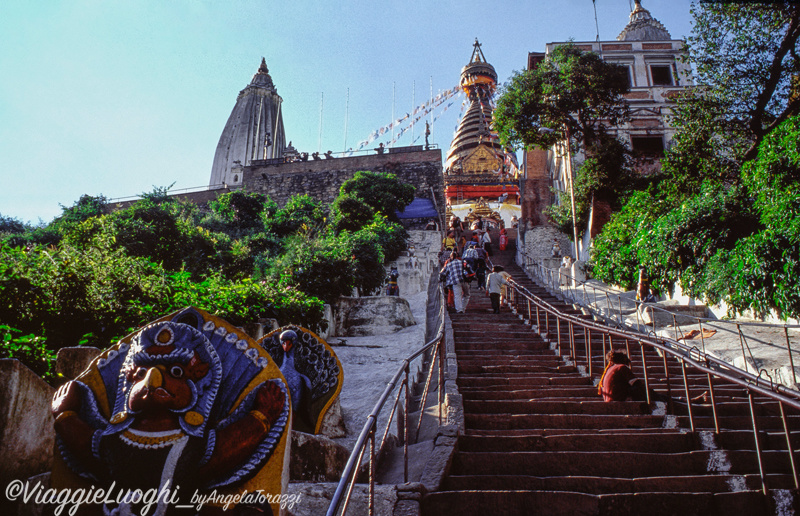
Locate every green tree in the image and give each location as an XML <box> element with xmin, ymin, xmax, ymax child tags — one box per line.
<box><xmin>338</xmin><ymin>171</ymin><xmax>415</xmax><ymax>222</ymax></box>
<box><xmin>685</xmin><ymin>1</ymin><xmax>800</xmax><ymax>161</ymax></box>
<box><xmin>545</xmin><ymin>136</ymin><xmax>635</xmax><ymax>235</ymax></box>
<box><xmin>266</xmin><ymin>194</ymin><xmax>325</xmax><ymax>237</ymax></box>
<box><xmin>209</xmin><ymin>190</ymin><xmax>275</xmax><ymax>229</ymax></box>
<box><xmin>494</xmin><ymin>43</ymin><xmax>630</xmax><ymax>152</ymax></box>
<box><xmin>331</xmin><ymin>194</ymin><xmax>376</xmax><ymax>233</ymax></box>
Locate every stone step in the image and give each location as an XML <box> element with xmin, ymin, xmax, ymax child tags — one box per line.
<box><xmin>450</xmin><ymin>450</ymin><xmax>796</xmax><ymax>477</ymax></box>
<box><xmin>464</xmin><ymin>413</ymin><xmax>666</xmax><ymax>430</ymax></box>
<box><xmin>458</xmin><ymin>364</ymin><xmax>577</xmax><ymax>374</ymax></box>
<box><xmin>422</xmin><ymin>489</ymin><xmax>786</xmax><ymax>516</ymax></box>
<box><xmin>463</xmin><ymin>399</ymin><xmax>651</xmax><ymax>415</ymax></box>
<box><xmin>457</xmin><ymin>376</ymin><xmax>592</xmax><ymax>388</ymax></box>
<box><xmin>457</xmin><ymin>431</ymin><xmax>698</xmax><ymax>453</ymax></box>
<box><xmin>441</xmin><ymin>473</ymin><xmax>798</xmax><ymax>494</ymax></box>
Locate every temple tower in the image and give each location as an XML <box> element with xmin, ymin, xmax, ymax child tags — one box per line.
<box><xmin>445</xmin><ymin>40</ymin><xmax>519</xmax><ymax>227</ymax></box>
<box><xmin>209</xmin><ymin>58</ymin><xmax>287</xmax><ymax>187</ymax></box>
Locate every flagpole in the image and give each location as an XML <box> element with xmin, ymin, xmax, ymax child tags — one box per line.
<box><xmin>318</xmin><ymin>92</ymin><xmax>324</xmax><ymax>153</ymax></box>
<box><xmin>411</xmin><ymin>80</ymin><xmax>415</xmax><ymax>143</ymax></box>
<box><xmin>343</xmin><ymin>88</ymin><xmax>349</xmax><ymax>152</ymax></box>
<box><xmin>429</xmin><ymin>76</ymin><xmax>434</xmax><ymax>145</ymax></box>
<box><xmin>391</xmin><ymin>82</ymin><xmax>396</xmax><ymax>148</ymax></box>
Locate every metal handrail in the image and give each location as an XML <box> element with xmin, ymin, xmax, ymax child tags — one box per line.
<box><xmin>515</xmin><ymin>243</ymin><xmax>800</xmax><ymax>387</ymax></box>
<box><xmin>326</xmin><ymin>284</ymin><xmax>447</xmax><ymax>516</ymax></box>
<box><xmin>505</xmin><ymin>275</ymin><xmax>800</xmax><ymax>494</ymax></box>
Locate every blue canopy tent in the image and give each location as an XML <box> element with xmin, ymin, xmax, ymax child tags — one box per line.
<box><xmin>395</xmin><ymin>197</ymin><xmax>438</xmax><ymax>220</ymax></box>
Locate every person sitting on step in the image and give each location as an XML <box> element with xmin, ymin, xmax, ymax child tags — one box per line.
<box><xmin>598</xmin><ymin>350</ymin><xmax>646</xmax><ymax>402</ymax></box>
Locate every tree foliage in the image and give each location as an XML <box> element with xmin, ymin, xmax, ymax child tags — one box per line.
<box><xmin>545</xmin><ymin>136</ymin><xmax>636</xmax><ymax>236</ymax></box>
<box><xmin>589</xmin><ymin>2</ymin><xmax>800</xmax><ymax>321</ymax></box>
<box><xmin>685</xmin><ymin>1</ymin><xmax>800</xmax><ymax>160</ymax></box>
<box><xmin>339</xmin><ymin>171</ymin><xmax>415</xmax><ymax>222</ymax></box>
<box><xmin>0</xmin><ymin>170</ymin><xmax>418</xmax><ymax>383</ymax></box>
<box><xmin>494</xmin><ymin>43</ymin><xmax>630</xmax><ymax>151</ymax></box>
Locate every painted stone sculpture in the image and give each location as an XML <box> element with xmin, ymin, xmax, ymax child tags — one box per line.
<box><xmin>257</xmin><ymin>326</ymin><xmax>342</xmax><ymax>434</ymax></box>
<box><xmin>51</xmin><ymin>307</ymin><xmax>291</xmax><ymax>515</ymax></box>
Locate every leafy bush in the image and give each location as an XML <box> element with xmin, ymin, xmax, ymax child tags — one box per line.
<box><xmin>362</xmin><ymin>215</ymin><xmax>408</xmax><ymax>262</ymax></box>
<box><xmin>274</xmin><ymin>235</ymin><xmax>355</xmax><ymax>305</ymax></box>
<box><xmin>339</xmin><ymin>171</ymin><xmax>415</xmax><ymax>221</ymax></box>
<box><xmin>0</xmin><ymin>325</ymin><xmax>57</xmax><ymax>383</ymax></box>
<box><xmin>345</xmin><ymin>230</ymin><xmax>386</xmax><ymax>296</ymax></box>
<box><xmin>331</xmin><ymin>194</ymin><xmax>376</xmax><ymax>233</ymax></box>
<box><xmin>635</xmin><ymin>184</ymin><xmax>758</xmax><ymax>298</ymax></box>
<box><xmin>590</xmin><ymin>190</ymin><xmax>663</xmax><ymax>290</ymax></box>
<box><xmin>209</xmin><ymin>190</ymin><xmax>275</xmax><ymax>229</ymax></box>
<box><xmin>266</xmin><ymin>194</ymin><xmax>326</xmax><ymax>237</ymax></box>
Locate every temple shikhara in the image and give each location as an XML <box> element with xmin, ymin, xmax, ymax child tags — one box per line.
<box><xmin>209</xmin><ymin>58</ymin><xmax>289</xmax><ymax>188</ymax></box>
<box><xmin>444</xmin><ymin>40</ymin><xmax>520</xmax><ymax>229</ymax></box>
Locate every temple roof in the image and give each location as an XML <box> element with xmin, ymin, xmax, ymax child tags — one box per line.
<box><xmin>617</xmin><ymin>0</ymin><xmax>671</xmax><ymax>41</ymax></box>
<box><xmin>209</xmin><ymin>58</ymin><xmax>286</xmax><ymax>186</ymax></box>
<box><xmin>249</xmin><ymin>57</ymin><xmax>276</xmax><ymax>90</ymax></box>
<box><xmin>446</xmin><ymin>41</ymin><xmax>516</xmax><ymax>174</ymax></box>
<box><xmin>460</xmin><ymin>39</ymin><xmax>498</xmax><ymax>92</ymax></box>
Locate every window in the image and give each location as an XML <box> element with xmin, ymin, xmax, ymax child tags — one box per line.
<box><xmin>631</xmin><ymin>136</ymin><xmax>664</xmax><ymax>157</ymax></box>
<box><xmin>650</xmin><ymin>65</ymin><xmax>673</xmax><ymax>86</ymax></box>
<box><xmin>621</xmin><ymin>65</ymin><xmax>633</xmax><ymax>88</ymax></box>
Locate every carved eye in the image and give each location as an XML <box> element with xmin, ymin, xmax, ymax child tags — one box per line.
<box><xmin>135</xmin><ymin>368</ymin><xmax>147</xmax><ymax>379</ymax></box>
<box><xmin>169</xmin><ymin>365</ymin><xmax>184</xmax><ymax>378</ymax></box>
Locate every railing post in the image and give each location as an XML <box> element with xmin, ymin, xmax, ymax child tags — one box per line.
<box><xmin>738</xmin><ymin>324</ymin><xmax>747</xmax><ymax>369</ymax></box>
<box><xmin>536</xmin><ymin>304</ymin><xmax>541</xmax><ymax>333</ymax></box>
<box><xmin>569</xmin><ymin>321</ymin><xmax>576</xmax><ymax>360</ymax></box>
<box><xmin>416</xmin><ymin>343</ymin><xmax>439</xmax><ymax>440</ymax></box>
<box><xmin>586</xmin><ymin>328</ymin><xmax>592</xmax><ymax>377</ymax></box>
<box><xmin>779</xmin><ymin>401</ymin><xmax>799</xmax><ymax>489</ymax></box>
<box><xmin>785</xmin><ymin>326</ymin><xmax>798</xmax><ymax>387</ymax></box>
<box><xmin>369</xmin><ymin>427</ymin><xmax>375</xmax><ymax>516</ymax></box>
<box><xmin>640</xmin><ymin>342</ymin><xmax>651</xmax><ymax>405</ymax></box>
<box><xmin>706</xmin><ymin>369</ymin><xmax>719</xmax><ymax>435</ymax></box>
<box><xmin>663</xmin><ymin>353</ymin><xmax>673</xmax><ymax>414</ymax></box>
<box><xmin>681</xmin><ymin>359</ymin><xmax>696</xmax><ymax>433</ymax></box>
<box><xmin>545</xmin><ymin>304</ymin><xmax>550</xmax><ymax>336</ymax></box>
<box><xmin>404</xmin><ymin>364</ymin><xmax>409</xmax><ymax>484</ymax></box>
<box><xmin>748</xmin><ymin>390</ymin><xmax>769</xmax><ymax>496</ymax></box>
<box><xmin>699</xmin><ymin>320</ymin><xmax>706</xmax><ymax>354</ymax></box>
<box><xmin>556</xmin><ymin>317</ymin><xmax>562</xmax><ymax>356</ymax></box>
<box><xmin>673</xmin><ymin>314</ymin><xmax>679</xmax><ymax>342</ymax></box>
<box><xmin>438</xmin><ymin>337</ymin><xmax>444</xmax><ymax>427</ymax></box>
<box><xmin>527</xmin><ymin>299</ymin><xmax>532</xmax><ymax>326</ymax></box>
<box><xmin>635</xmin><ymin>302</ymin><xmax>643</xmax><ymax>333</ymax></box>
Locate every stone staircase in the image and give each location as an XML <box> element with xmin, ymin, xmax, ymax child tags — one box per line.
<box><xmin>422</xmin><ymin>237</ymin><xmax>800</xmax><ymax>515</ymax></box>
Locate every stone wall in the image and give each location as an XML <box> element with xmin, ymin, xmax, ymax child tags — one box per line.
<box><xmin>521</xmin><ymin>225</ymin><xmax>575</xmax><ymax>260</ymax></box>
<box><xmin>0</xmin><ymin>360</ymin><xmax>55</xmax><ymax>495</ymax></box>
<box><xmin>243</xmin><ymin>148</ymin><xmax>445</xmax><ymax>209</ymax></box>
<box><xmin>387</xmin><ymin>230</ymin><xmax>442</xmax><ymax>297</ymax></box>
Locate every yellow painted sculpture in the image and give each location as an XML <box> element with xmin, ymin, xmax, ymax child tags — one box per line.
<box><xmin>258</xmin><ymin>326</ymin><xmax>343</xmax><ymax>435</ymax></box>
<box><xmin>51</xmin><ymin>307</ymin><xmax>291</xmax><ymax>515</ymax></box>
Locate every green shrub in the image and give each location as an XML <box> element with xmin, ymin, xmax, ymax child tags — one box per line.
<box><xmin>0</xmin><ymin>325</ymin><xmax>57</xmax><ymax>383</ymax></box>
<box><xmin>266</xmin><ymin>194</ymin><xmax>326</xmax><ymax>237</ymax></box>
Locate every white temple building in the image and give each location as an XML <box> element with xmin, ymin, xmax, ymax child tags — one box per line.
<box><xmin>209</xmin><ymin>58</ymin><xmax>288</xmax><ymax>187</ymax></box>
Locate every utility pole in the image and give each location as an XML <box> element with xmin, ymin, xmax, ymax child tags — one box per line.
<box><xmin>540</xmin><ymin>126</ymin><xmax>580</xmax><ymax>259</ymax></box>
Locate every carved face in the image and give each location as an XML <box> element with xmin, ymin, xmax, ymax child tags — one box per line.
<box><xmin>281</xmin><ymin>338</ymin><xmax>293</xmax><ymax>353</ymax></box>
<box><xmin>126</xmin><ymin>328</ymin><xmax>210</xmax><ymax>416</ymax></box>
<box><xmin>127</xmin><ymin>363</ymin><xmax>195</xmax><ymax>413</ymax></box>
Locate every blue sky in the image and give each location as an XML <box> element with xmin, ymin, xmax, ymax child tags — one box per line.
<box><xmin>0</xmin><ymin>0</ymin><xmax>693</xmax><ymax>224</ymax></box>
